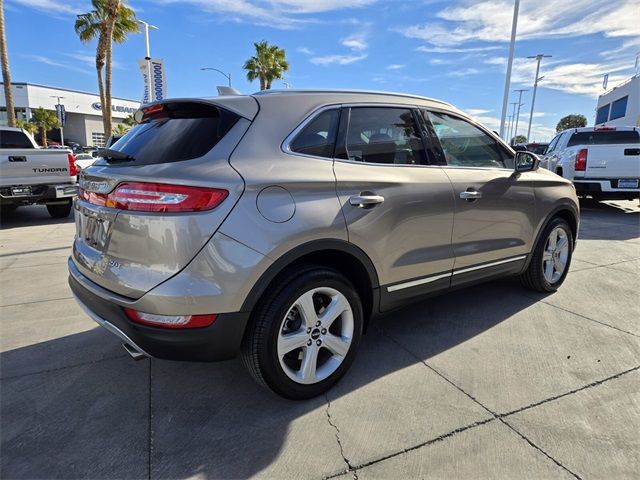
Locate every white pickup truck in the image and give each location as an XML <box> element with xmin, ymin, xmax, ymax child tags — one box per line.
<box><xmin>0</xmin><ymin>127</ymin><xmax>78</xmax><ymax>217</ymax></box>
<box><xmin>540</xmin><ymin>126</ymin><xmax>640</xmax><ymax>201</ymax></box>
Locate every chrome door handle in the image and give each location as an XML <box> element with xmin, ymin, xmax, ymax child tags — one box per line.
<box><xmin>460</xmin><ymin>190</ymin><xmax>482</xmax><ymax>200</ymax></box>
<box><xmin>349</xmin><ymin>195</ymin><xmax>385</xmax><ymax>208</ymax></box>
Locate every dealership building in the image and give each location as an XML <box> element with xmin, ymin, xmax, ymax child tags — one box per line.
<box><xmin>1</xmin><ymin>82</ymin><xmax>140</xmax><ymax>147</ymax></box>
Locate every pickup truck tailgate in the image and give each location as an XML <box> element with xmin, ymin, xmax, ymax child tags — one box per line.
<box><xmin>581</xmin><ymin>144</ymin><xmax>640</xmax><ymax>179</ymax></box>
<box><xmin>0</xmin><ymin>149</ymin><xmax>74</xmax><ymax>185</ymax></box>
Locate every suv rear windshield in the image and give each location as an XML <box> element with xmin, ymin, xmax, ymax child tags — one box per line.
<box><xmin>103</xmin><ymin>102</ymin><xmax>240</xmax><ymax>166</ymax></box>
<box><xmin>567</xmin><ymin>130</ymin><xmax>640</xmax><ymax>147</ymax></box>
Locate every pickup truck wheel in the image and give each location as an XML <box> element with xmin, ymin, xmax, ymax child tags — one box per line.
<box><xmin>520</xmin><ymin>217</ymin><xmax>573</xmax><ymax>292</ymax></box>
<box><xmin>241</xmin><ymin>265</ymin><xmax>363</xmax><ymax>400</ymax></box>
<box><xmin>46</xmin><ymin>200</ymin><xmax>73</xmax><ymax>218</ymax></box>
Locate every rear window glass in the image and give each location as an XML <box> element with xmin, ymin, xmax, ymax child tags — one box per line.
<box><xmin>609</xmin><ymin>96</ymin><xmax>628</xmax><ymax>120</ymax></box>
<box><xmin>1</xmin><ymin>130</ymin><xmax>34</xmax><ymax>149</ymax></box>
<box><xmin>103</xmin><ymin>102</ymin><xmax>239</xmax><ymax>166</ymax></box>
<box><xmin>289</xmin><ymin>109</ymin><xmax>340</xmax><ymax>158</ymax></box>
<box><xmin>567</xmin><ymin>130</ymin><xmax>640</xmax><ymax>146</ymax></box>
<box><xmin>595</xmin><ymin>104</ymin><xmax>610</xmax><ymax>124</ymax></box>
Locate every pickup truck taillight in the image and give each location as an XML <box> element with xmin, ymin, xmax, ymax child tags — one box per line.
<box><xmin>575</xmin><ymin>149</ymin><xmax>588</xmax><ymax>171</ymax></box>
<box><xmin>79</xmin><ymin>182</ymin><xmax>228</xmax><ymax>212</ymax></box>
<box><xmin>68</xmin><ymin>153</ymin><xmax>78</xmax><ymax>176</ymax></box>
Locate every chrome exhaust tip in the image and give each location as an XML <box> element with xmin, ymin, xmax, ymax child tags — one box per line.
<box><xmin>122</xmin><ymin>342</ymin><xmax>147</xmax><ymax>361</ymax></box>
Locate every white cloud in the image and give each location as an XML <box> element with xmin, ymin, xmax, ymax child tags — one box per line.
<box><xmin>485</xmin><ymin>56</ymin><xmax>635</xmax><ymax>98</ymax></box>
<box><xmin>159</xmin><ymin>0</ymin><xmax>376</xmax><ymax>28</ymax></box>
<box><xmin>341</xmin><ymin>33</ymin><xmax>367</xmax><ymax>51</ymax></box>
<box><xmin>10</xmin><ymin>0</ymin><xmax>83</xmax><ymax>15</ymax></box>
<box><xmin>63</xmin><ymin>52</ymin><xmax>124</xmax><ymax>70</ymax></box>
<box><xmin>311</xmin><ymin>30</ymin><xmax>369</xmax><ymax>66</ymax></box>
<box><xmin>386</xmin><ymin>64</ymin><xmax>405</xmax><ymax>70</ymax></box>
<box><xmin>310</xmin><ymin>53</ymin><xmax>367</xmax><ymax>65</ymax></box>
<box><xmin>297</xmin><ymin>47</ymin><xmax>315</xmax><ymax>55</ymax></box>
<box><xmin>416</xmin><ymin>45</ymin><xmax>502</xmax><ymax>54</ymax></box>
<box><xmin>447</xmin><ymin>67</ymin><xmax>480</xmax><ymax>77</ymax></box>
<box><xmin>400</xmin><ymin>0</ymin><xmax>639</xmax><ymax>47</ymax></box>
<box><xmin>26</xmin><ymin>55</ymin><xmax>92</xmax><ymax>75</ymax></box>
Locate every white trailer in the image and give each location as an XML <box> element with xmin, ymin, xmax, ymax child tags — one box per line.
<box><xmin>595</xmin><ymin>75</ymin><xmax>639</xmax><ymax>127</ymax></box>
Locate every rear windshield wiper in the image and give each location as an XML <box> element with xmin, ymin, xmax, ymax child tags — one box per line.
<box><xmin>97</xmin><ymin>148</ymin><xmax>135</xmax><ymax>162</ymax></box>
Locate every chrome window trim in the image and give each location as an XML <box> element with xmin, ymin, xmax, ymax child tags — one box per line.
<box><xmin>386</xmin><ymin>255</ymin><xmax>527</xmax><ymax>292</ymax></box>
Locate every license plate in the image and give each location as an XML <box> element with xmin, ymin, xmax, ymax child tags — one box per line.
<box><xmin>618</xmin><ymin>179</ymin><xmax>639</xmax><ymax>189</ymax></box>
<box><xmin>10</xmin><ymin>186</ymin><xmax>32</xmax><ymax>196</ymax></box>
<box><xmin>77</xmin><ymin>212</ymin><xmax>111</xmax><ymax>251</ymax></box>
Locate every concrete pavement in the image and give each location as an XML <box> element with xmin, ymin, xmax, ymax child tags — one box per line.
<box><xmin>1</xmin><ymin>199</ymin><xmax>638</xmax><ymax>479</ymax></box>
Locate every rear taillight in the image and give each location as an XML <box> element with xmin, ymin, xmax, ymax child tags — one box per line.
<box><xmin>68</xmin><ymin>153</ymin><xmax>78</xmax><ymax>176</ymax></box>
<box><xmin>575</xmin><ymin>149</ymin><xmax>588</xmax><ymax>171</ymax></box>
<box><xmin>79</xmin><ymin>182</ymin><xmax>228</xmax><ymax>212</ymax></box>
<box><xmin>124</xmin><ymin>308</ymin><xmax>217</xmax><ymax>329</ymax></box>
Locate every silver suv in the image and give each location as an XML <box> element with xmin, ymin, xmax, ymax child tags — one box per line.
<box><xmin>69</xmin><ymin>90</ymin><xmax>579</xmax><ymax>399</ymax></box>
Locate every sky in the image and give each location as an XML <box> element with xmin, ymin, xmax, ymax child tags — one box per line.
<box><xmin>4</xmin><ymin>0</ymin><xmax>640</xmax><ymax>141</ymax></box>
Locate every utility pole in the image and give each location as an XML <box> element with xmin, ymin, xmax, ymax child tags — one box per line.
<box><xmin>526</xmin><ymin>54</ymin><xmax>552</xmax><ymax>141</ymax></box>
<box><xmin>513</xmin><ymin>89</ymin><xmax>527</xmax><ymax>144</ymax></box>
<box><xmin>51</xmin><ymin>95</ymin><xmax>65</xmax><ymax>146</ymax></box>
<box><xmin>499</xmin><ymin>0</ymin><xmax>520</xmax><ymax>139</ymax></box>
<box><xmin>508</xmin><ymin>101</ymin><xmax>518</xmax><ymax>142</ymax></box>
<box><xmin>137</xmin><ymin>19</ymin><xmax>158</xmax><ymax>103</ymax></box>
<box><xmin>507</xmin><ymin>115</ymin><xmax>513</xmax><ymax>143</ymax></box>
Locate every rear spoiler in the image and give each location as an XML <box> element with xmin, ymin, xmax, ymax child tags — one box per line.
<box><xmin>217</xmin><ymin>86</ymin><xmax>242</xmax><ymax>96</ymax></box>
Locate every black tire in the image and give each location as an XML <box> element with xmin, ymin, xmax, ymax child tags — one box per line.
<box><xmin>46</xmin><ymin>200</ymin><xmax>73</xmax><ymax>218</ymax></box>
<box><xmin>241</xmin><ymin>265</ymin><xmax>363</xmax><ymax>400</ymax></box>
<box><xmin>520</xmin><ymin>217</ymin><xmax>573</xmax><ymax>292</ymax></box>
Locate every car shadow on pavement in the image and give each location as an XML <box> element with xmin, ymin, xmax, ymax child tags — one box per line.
<box><xmin>0</xmin><ymin>278</ymin><xmax>545</xmax><ymax>479</ymax></box>
<box><xmin>577</xmin><ymin>198</ymin><xmax>639</xmax><ymax>241</ymax></box>
<box><xmin>0</xmin><ymin>205</ymin><xmax>75</xmax><ymax>230</ymax></box>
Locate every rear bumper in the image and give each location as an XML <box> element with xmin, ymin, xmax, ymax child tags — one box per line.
<box><xmin>574</xmin><ymin>179</ymin><xmax>639</xmax><ymax>199</ymax></box>
<box><xmin>0</xmin><ymin>183</ymin><xmax>77</xmax><ymax>206</ymax></box>
<box><xmin>68</xmin><ymin>269</ymin><xmax>250</xmax><ymax>362</ymax></box>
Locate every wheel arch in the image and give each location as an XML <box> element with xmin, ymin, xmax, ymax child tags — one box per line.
<box><xmin>241</xmin><ymin>239</ymin><xmax>380</xmax><ymax>330</ymax></box>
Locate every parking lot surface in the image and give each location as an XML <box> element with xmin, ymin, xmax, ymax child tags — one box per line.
<box><xmin>1</xmin><ymin>199</ymin><xmax>639</xmax><ymax>479</ymax></box>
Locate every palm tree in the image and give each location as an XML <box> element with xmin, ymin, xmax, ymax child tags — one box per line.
<box><xmin>30</xmin><ymin>108</ymin><xmax>60</xmax><ymax>148</ymax></box>
<box><xmin>243</xmin><ymin>41</ymin><xmax>289</xmax><ymax>91</ymax></box>
<box><xmin>0</xmin><ymin>0</ymin><xmax>16</xmax><ymax>127</ymax></box>
<box><xmin>75</xmin><ymin>0</ymin><xmax>138</xmax><ymax>137</ymax></box>
<box><xmin>16</xmin><ymin>118</ymin><xmax>37</xmax><ymax>136</ymax></box>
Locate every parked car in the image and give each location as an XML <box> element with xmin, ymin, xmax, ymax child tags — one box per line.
<box><xmin>523</xmin><ymin>142</ymin><xmax>549</xmax><ymax>155</ymax></box>
<box><xmin>540</xmin><ymin>126</ymin><xmax>640</xmax><ymax>200</ymax></box>
<box><xmin>69</xmin><ymin>91</ymin><xmax>579</xmax><ymax>399</ymax></box>
<box><xmin>74</xmin><ymin>153</ymin><xmax>97</xmax><ymax>171</ymax></box>
<box><xmin>0</xmin><ymin>126</ymin><xmax>77</xmax><ymax>217</ymax></box>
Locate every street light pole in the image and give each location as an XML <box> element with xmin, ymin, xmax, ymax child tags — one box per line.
<box><xmin>526</xmin><ymin>54</ymin><xmax>552</xmax><ymax>141</ymax></box>
<box><xmin>137</xmin><ymin>19</ymin><xmax>158</xmax><ymax>103</ymax></box>
<box><xmin>499</xmin><ymin>0</ymin><xmax>520</xmax><ymax>139</ymax></box>
<box><xmin>51</xmin><ymin>95</ymin><xmax>65</xmax><ymax>146</ymax></box>
<box><xmin>513</xmin><ymin>89</ymin><xmax>527</xmax><ymax>144</ymax></box>
<box><xmin>509</xmin><ymin>101</ymin><xmax>518</xmax><ymax>142</ymax></box>
<box><xmin>200</xmin><ymin>67</ymin><xmax>232</xmax><ymax>87</ymax></box>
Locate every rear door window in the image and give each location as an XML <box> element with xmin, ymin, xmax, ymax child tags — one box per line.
<box><xmin>345</xmin><ymin>107</ymin><xmax>427</xmax><ymax>165</ymax></box>
<box><xmin>567</xmin><ymin>130</ymin><xmax>640</xmax><ymax>146</ymax></box>
<box><xmin>104</xmin><ymin>102</ymin><xmax>240</xmax><ymax>166</ymax></box>
<box><xmin>289</xmin><ymin>108</ymin><xmax>340</xmax><ymax>158</ymax></box>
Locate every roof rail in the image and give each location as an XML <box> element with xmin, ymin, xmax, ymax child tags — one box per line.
<box><xmin>252</xmin><ymin>88</ymin><xmax>453</xmax><ymax>107</ymax></box>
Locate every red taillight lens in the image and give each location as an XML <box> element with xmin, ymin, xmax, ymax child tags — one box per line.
<box><xmin>124</xmin><ymin>308</ymin><xmax>217</xmax><ymax>329</ymax></box>
<box><xmin>68</xmin><ymin>153</ymin><xmax>78</xmax><ymax>176</ymax></box>
<box><xmin>79</xmin><ymin>182</ymin><xmax>228</xmax><ymax>212</ymax></box>
<box><xmin>575</xmin><ymin>149</ymin><xmax>588</xmax><ymax>171</ymax></box>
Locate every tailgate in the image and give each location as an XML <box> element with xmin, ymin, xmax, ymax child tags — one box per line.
<box><xmin>71</xmin><ymin>100</ymin><xmax>253</xmax><ymax>299</ymax></box>
<box><xmin>582</xmin><ymin>144</ymin><xmax>640</xmax><ymax>179</ymax></box>
<box><xmin>0</xmin><ymin>149</ymin><xmax>74</xmax><ymax>185</ymax></box>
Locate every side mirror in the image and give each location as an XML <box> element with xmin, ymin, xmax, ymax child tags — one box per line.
<box><xmin>515</xmin><ymin>151</ymin><xmax>539</xmax><ymax>173</ymax></box>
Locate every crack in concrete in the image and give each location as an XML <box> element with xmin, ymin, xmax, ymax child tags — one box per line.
<box><xmin>380</xmin><ymin>327</ymin><xmax>586</xmax><ymax>479</ymax></box>
<box><xmin>498</xmin><ymin>365</ymin><xmax>640</xmax><ymax>418</ymax></box>
<box><xmin>0</xmin><ymin>353</ymin><xmax>129</xmax><ymax>381</ymax></box>
<box><xmin>324</xmin><ymin>395</ymin><xmax>357</xmax><ymax>479</ymax></box>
